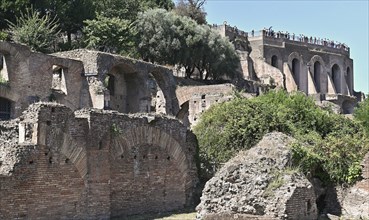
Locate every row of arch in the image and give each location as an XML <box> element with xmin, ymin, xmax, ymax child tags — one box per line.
<box><xmin>269</xmin><ymin>53</ymin><xmax>352</xmax><ymax>95</ymax></box>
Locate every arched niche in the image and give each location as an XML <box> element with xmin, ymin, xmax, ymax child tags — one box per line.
<box><xmin>106</xmin><ymin>63</ymin><xmax>149</xmax><ymax>113</ymax></box>
<box><xmin>265</xmin><ymin>48</ymin><xmax>282</xmax><ymax>71</ymax></box>
<box><xmin>291</xmin><ymin>58</ymin><xmax>300</xmax><ymax>89</ymax></box>
<box><xmin>309</xmin><ymin>55</ymin><xmax>327</xmax><ymax>94</ymax></box>
<box><xmin>288</xmin><ymin>52</ymin><xmax>304</xmax><ymax>91</ymax></box>
<box><xmin>331</xmin><ymin>64</ymin><xmax>341</xmax><ymax>94</ymax></box>
<box><xmin>271</xmin><ymin>55</ymin><xmax>278</xmax><ymax>68</ymax></box>
<box><xmin>313</xmin><ymin>61</ymin><xmax>322</xmax><ymax>93</ymax></box>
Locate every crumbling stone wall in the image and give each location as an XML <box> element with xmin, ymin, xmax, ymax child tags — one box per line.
<box><xmin>0</xmin><ymin>103</ymin><xmax>198</xmax><ymax>219</ymax></box>
<box><xmin>176</xmin><ymin>84</ymin><xmax>235</xmax><ymax>127</ymax></box>
<box><xmin>0</xmin><ymin>41</ymin><xmax>90</xmax><ymax>118</ymax></box>
<box><xmin>54</xmin><ymin>50</ymin><xmax>179</xmax><ymax>116</ymax></box>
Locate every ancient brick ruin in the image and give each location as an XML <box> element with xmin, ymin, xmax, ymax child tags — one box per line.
<box><xmin>0</xmin><ymin>22</ymin><xmax>366</xmax><ymax>218</ymax></box>
<box><xmin>0</xmin><ymin>103</ymin><xmax>198</xmax><ymax>219</ymax></box>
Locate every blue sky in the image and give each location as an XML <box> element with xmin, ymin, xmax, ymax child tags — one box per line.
<box><xmin>204</xmin><ymin>0</ymin><xmax>369</xmax><ymax>94</ymax></box>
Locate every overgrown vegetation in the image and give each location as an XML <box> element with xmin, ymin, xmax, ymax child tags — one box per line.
<box><xmin>1</xmin><ymin>0</ymin><xmax>239</xmax><ymax>81</ymax></box>
<box><xmin>354</xmin><ymin>97</ymin><xmax>369</xmax><ymax>136</ymax></box>
<box><xmin>7</xmin><ymin>8</ymin><xmax>60</xmax><ymax>53</ymax></box>
<box><xmin>193</xmin><ymin>90</ymin><xmax>369</xmax><ymax>185</ymax></box>
<box><xmin>263</xmin><ymin>167</ymin><xmax>300</xmax><ymax>198</ymax></box>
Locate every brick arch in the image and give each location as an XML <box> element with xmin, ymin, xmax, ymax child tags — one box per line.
<box><xmin>60</xmin><ymin>133</ymin><xmax>88</xmax><ymax>180</ymax></box>
<box><xmin>149</xmin><ymin>68</ymin><xmax>176</xmax><ymax>114</ymax></box>
<box><xmin>177</xmin><ymin>89</ymin><xmax>195</xmax><ymax>107</ymax></box>
<box><xmin>111</xmin><ymin>126</ymin><xmax>189</xmax><ymax>175</ymax></box>
<box><xmin>109</xmin><ymin>126</ymin><xmax>192</xmax><ymax>216</ymax></box>
<box><xmin>308</xmin><ymin>55</ymin><xmax>325</xmax><ymax>67</ymax></box>
<box><xmin>265</xmin><ymin>48</ymin><xmax>282</xmax><ymax>70</ymax></box>
<box><xmin>0</xmin><ymin>42</ymin><xmax>30</xmax><ymax>63</ymax></box>
<box><xmin>0</xmin><ymin>89</ymin><xmax>18</xmax><ymax>103</ymax></box>
<box><xmin>288</xmin><ymin>52</ymin><xmax>302</xmax><ymax>65</ymax></box>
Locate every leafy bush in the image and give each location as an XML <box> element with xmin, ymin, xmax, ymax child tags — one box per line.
<box><xmin>83</xmin><ymin>14</ymin><xmax>134</xmax><ymax>55</ymax></box>
<box><xmin>0</xmin><ymin>31</ymin><xmax>9</xmax><ymax>41</ymax></box>
<box><xmin>7</xmin><ymin>8</ymin><xmax>60</xmax><ymax>53</ymax></box>
<box><xmin>354</xmin><ymin>97</ymin><xmax>369</xmax><ymax>135</ymax></box>
<box><xmin>193</xmin><ymin>90</ymin><xmax>369</xmax><ymax>184</ymax></box>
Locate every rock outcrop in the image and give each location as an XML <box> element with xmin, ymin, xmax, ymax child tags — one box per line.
<box><xmin>196</xmin><ymin>132</ymin><xmax>318</xmax><ymax>220</ymax></box>
<box><xmin>339</xmin><ymin>152</ymin><xmax>369</xmax><ymax>219</ymax></box>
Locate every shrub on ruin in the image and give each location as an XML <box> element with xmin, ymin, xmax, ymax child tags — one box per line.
<box><xmin>193</xmin><ymin>90</ymin><xmax>369</xmax><ymax>184</ymax></box>
<box><xmin>354</xmin><ymin>97</ymin><xmax>369</xmax><ymax>136</ymax></box>
<box><xmin>7</xmin><ymin>8</ymin><xmax>60</xmax><ymax>53</ymax></box>
<box><xmin>83</xmin><ymin>14</ymin><xmax>134</xmax><ymax>55</ymax></box>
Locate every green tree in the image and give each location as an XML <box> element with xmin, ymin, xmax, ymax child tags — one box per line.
<box><xmin>83</xmin><ymin>14</ymin><xmax>134</xmax><ymax>55</ymax></box>
<box><xmin>142</xmin><ymin>0</ymin><xmax>175</xmax><ymax>11</ymax></box>
<box><xmin>134</xmin><ymin>9</ymin><xmax>239</xmax><ymax>80</ymax></box>
<box><xmin>174</xmin><ymin>0</ymin><xmax>207</xmax><ymax>24</ymax></box>
<box><xmin>92</xmin><ymin>0</ymin><xmax>173</xmax><ymax>20</ymax></box>
<box><xmin>7</xmin><ymin>8</ymin><xmax>60</xmax><ymax>53</ymax></box>
<box><xmin>33</xmin><ymin>0</ymin><xmax>95</xmax><ymax>48</ymax></box>
<box><xmin>83</xmin><ymin>0</ymin><xmax>174</xmax><ymax>56</ymax></box>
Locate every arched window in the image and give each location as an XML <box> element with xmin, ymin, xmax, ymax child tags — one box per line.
<box><xmin>271</xmin><ymin>55</ymin><xmax>278</xmax><ymax>68</ymax></box>
<box><xmin>331</xmin><ymin>64</ymin><xmax>341</xmax><ymax>93</ymax></box>
<box><xmin>0</xmin><ymin>97</ymin><xmax>11</xmax><ymax>120</ymax></box>
<box><xmin>0</xmin><ymin>53</ymin><xmax>9</xmax><ymax>82</ymax></box>
<box><xmin>292</xmin><ymin>58</ymin><xmax>300</xmax><ymax>89</ymax></box>
<box><xmin>51</xmin><ymin>65</ymin><xmax>67</xmax><ymax>94</ymax></box>
<box><xmin>313</xmin><ymin>61</ymin><xmax>321</xmax><ymax>93</ymax></box>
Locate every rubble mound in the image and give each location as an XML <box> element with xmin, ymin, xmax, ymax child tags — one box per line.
<box><xmin>196</xmin><ymin>132</ymin><xmax>318</xmax><ymax>220</ymax></box>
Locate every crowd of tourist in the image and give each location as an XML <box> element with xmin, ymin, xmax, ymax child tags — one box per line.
<box><xmin>249</xmin><ymin>27</ymin><xmax>349</xmax><ymax>51</ymax></box>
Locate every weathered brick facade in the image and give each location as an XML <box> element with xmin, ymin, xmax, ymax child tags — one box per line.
<box><xmin>0</xmin><ymin>103</ymin><xmax>199</xmax><ymax>219</ymax></box>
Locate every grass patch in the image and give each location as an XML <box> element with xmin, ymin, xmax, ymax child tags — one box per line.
<box><xmin>263</xmin><ymin>167</ymin><xmax>299</xmax><ymax>198</ymax></box>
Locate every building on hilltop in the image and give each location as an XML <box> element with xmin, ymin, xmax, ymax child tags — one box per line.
<box><xmin>213</xmin><ymin>23</ymin><xmax>364</xmax><ymax>114</ymax></box>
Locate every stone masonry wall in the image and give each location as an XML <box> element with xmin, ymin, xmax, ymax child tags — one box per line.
<box><xmin>0</xmin><ymin>42</ymin><xmax>90</xmax><ymax>118</ymax></box>
<box><xmin>0</xmin><ymin>103</ymin><xmax>199</xmax><ymax>219</ymax></box>
<box><xmin>54</xmin><ymin>49</ymin><xmax>180</xmax><ymax>116</ymax></box>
